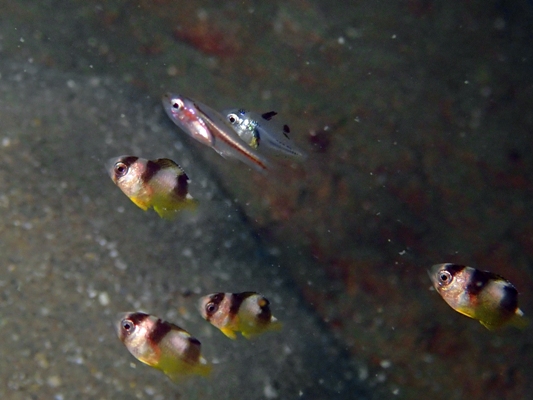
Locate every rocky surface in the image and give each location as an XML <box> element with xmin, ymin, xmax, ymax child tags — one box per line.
<box><xmin>1</xmin><ymin>1</ymin><xmax>533</xmax><ymax>398</ymax></box>
<box><xmin>0</xmin><ymin>64</ymin><xmax>373</xmax><ymax>399</ymax></box>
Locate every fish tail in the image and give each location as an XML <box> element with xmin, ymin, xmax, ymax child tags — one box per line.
<box><xmin>194</xmin><ymin>360</ymin><xmax>212</xmax><ymax>377</ymax></box>
<box><xmin>269</xmin><ymin>320</ymin><xmax>283</xmax><ymax>332</ymax></box>
<box><xmin>510</xmin><ymin>310</ymin><xmax>529</xmax><ymax>330</ymax></box>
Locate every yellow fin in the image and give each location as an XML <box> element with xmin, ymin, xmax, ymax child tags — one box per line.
<box><xmin>241</xmin><ymin>330</ymin><xmax>256</xmax><ymax>339</ymax></box>
<box><xmin>129</xmin><ymin>196</ymin><xmax>149</xmax><ymax>211</ymax></box>
<box><xmin>479</xmin><ymin>320</ymin><xmax>499</xmax><ymax>331</ymax></box>
<box><xmin>241</xmin><ymin>321</ymin><xmax>283</xmax><ymax>339</ymax></box>
<box><xmin>220</xmin><ymin>327</ymin><xmax>237</xmax><ymax>340</ymax></box>
<box><xmin>478</xmin><ymin>311</ymin><xmax>529</xmax><ymax>331</ymax></box>
<box><xmin>193</xmin><ymin>362</ymin><xmax>212</xmax><ymax>378</ymax></box>
<box><xmin>153</xmin><ymin>199</ymin><xmax>198</xmax><ymax>219</ymax></box>
<box><xmin>165</xmin><ymin>363</ymin><xmax>212</xmax><ymax>382</ymax></box>
<box><xmin>161</xmin><ymin>359</ymin><xmax>212</xmax><ymax>383</ymax></box>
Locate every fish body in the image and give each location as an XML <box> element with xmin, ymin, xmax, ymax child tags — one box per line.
<box><xmin>429</xmin><ymin>263</ymin><xmax>528</xmax><ymax>330</ymax></box>
<box><xmin>162</xmin><ymin>93</ymin><xmax>269</xmax><ymax>172</ymax></box>
<box><xmin>116</xmin><ymin>312</ymin><xmax>211</xmax><ymax>381</ymax></box>
<box><xmin>224</xmin><ymin>108</ymin><xmax>306</xmax><ymax>159</ymax></box>
<box><xmin>199</xmin><ymin>292</ymin><xmax>282</xmax><ymax>339</ymax></box>
<box><xmin>106</xmin><ymin>155</ymin><xmax>196</xmax><ymax>219</ymax></box>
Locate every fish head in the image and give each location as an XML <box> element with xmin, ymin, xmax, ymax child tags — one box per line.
<box><xmin>429</xmin><ymin>263</ymin><xmax>475</xmax><ymax>310</ymax></box>
<box><xmin>162</xmin><ymin>93</ymin><xmax>214</xmax><ymax>146</ymax></box>
<box><xmin>223</xmin><ymin>108</ymin><xmax>245</xmax><ymax>127</ymax></box>
<box><xmin>106</xmin><ymin>155</ymin><xmax>139</xmax><ymax>183</ymax></box>
<box><xmin>116</xmin><ymin>312</ymin><xmax>140</xmax><ymax>340</ymax></box>
<box><xmin>198</xmin><ymin>293</ymin><xmax>225</xmax><ymax>321</ymax></box>
<box><xmin>115</xmin><ymin>311</ymin><xmax>150</xmax><ymax>343</ymax></box>
<box><xmin>429</xmin><ymin>263</ymin><xmax>460</xmax><ymax>291</ymax></box>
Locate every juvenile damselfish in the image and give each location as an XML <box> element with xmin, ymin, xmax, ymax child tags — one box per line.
<box><xmin>224</xmin><ymin>108</ymin><xmax>306</xmax><ymax>159</ymax></box>
<box><xmin>162</xmin><ymin>93</ymin><xmax>269</xmax><ymax>172</ymax></box>
<box><xmin>106</xmin><ymin>155</ymin><xmax>196</xmax><ymax>219</ymax></box>
<box><xmin>116</xmin><ymin>312</ymin><xmax>211</xmax><ymax>382</ymax></box>
<box><xmin>199</xmin><ymin>292</ymin><xmax>282</xmax><ymax>339</ymax></box>
<box><xmin>429</xmin><ymin>263</ymin><xmax>528</xmax><ymax>330</ymax></box>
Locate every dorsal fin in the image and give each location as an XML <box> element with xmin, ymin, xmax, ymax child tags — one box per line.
<box><xmin>261</xmin><ymin>111</ymin><xmax>277</xmax><ymax>121</ymax></box>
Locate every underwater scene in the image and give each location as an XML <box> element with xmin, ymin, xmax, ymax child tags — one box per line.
<box><xmin>1</xmin><ymin>1</ymin><xmax>532</xmax><ymax>399</ymax></box>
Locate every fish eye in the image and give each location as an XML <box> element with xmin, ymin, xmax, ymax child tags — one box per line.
<box><xmin>121</xmin><ymin>319</ymin><xmax>136</xmax><ymax>334</ymax></box>
<box><xmin>171</xmin><ymin>99</ymin><xmax>184</xmax><ymax>110</ymax></box>
<box><xmin>437</xmin><ymin>270</ymin><xmax>453</xmax><ymax>285</ymax></box>
<box><xmin>227</xmin><ymin>113</ymin><xmax>239</xmax><ymax>124</ymax></box>
<box><xmin>205</xmin><ymin>302</ymin><xmax>218</xmax><ymax>315</ymax></box>
<box><xmin>114</xmin><ymin>162</ymin><xmax>129</xmax><ymax>177</ymax></box>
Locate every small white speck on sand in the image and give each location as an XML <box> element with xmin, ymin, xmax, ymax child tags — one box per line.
<box><xmin>98</xmin><ymin>292</ymin><xmax>110</xmax><ymax>306</ymax></box>
<box><xmin>264</xmin><ymin>382</ymin><xmax>278</xmax><ymax>399</ymax></box>
<box><xmin>47</xmin><ymin>375</ymin><xmax>62</xmax><ymax>388</ymax></box>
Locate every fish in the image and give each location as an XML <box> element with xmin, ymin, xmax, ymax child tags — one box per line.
<box><xmin>106</xmin><ymin>155</ymin><xmax>197</xmax><ymax>219</ymax></box>
<box><xmin>198</xmin><ymin>292</ymin><xmax>282</xmax><ymax>339</ymax></box>
<box><xmin>224</xmin><ymin>108</ymin><xmax>306</xmax><ymax>159</ymax></box>
<box><xmin>162</xmin><ymin>93</ymin><xmax>269</xmax><ymax>172</ymax></box>
<box><xmin>116</xmin><ymin>312</ymin><xmax>211</xmax><ymax>382</ymax></box>
<box><xmin>428</xmin><ymin>263</ymin><xmax>529</xmax><ymax>330</ymax></box>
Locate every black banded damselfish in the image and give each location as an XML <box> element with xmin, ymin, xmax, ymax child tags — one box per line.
<box><xmin>116</xmin><ymin>312</ymin><xmax>211</xmax><ymax>382</ymax></box>
<box><xmin>429</xmin><ymin>263</ymin><xmax>528</xmax><ymax>330</ymax></box>
<box><xmin>199</xmin><ymin>292</ymin><xmax>282</xmax><ymax>339</ymax></box>
<box><xmin>106</xmin><ymin>156</ymin><xmax>197</xmax><ymax>219</ymax></box>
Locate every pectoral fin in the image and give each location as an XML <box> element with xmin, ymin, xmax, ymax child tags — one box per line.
<box><xmin>129</xmin><ymin>196</ymin><xmax>149</xmax><ymax>211</ymax></box>
<box><xmin>220</xmin><ymin>327</ymin><xmax>237</xmax><ymax>340</ymax></box>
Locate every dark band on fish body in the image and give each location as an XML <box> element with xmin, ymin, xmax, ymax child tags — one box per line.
<box><xmin>256</xmin><ymin>296</ymin><xmax>272</xmax><ymax>325</ymax></box>
<box><xmin>119</xmin><ymin>156</ymin><xmax>139</xmax><ymax>167</ymax></box>
<box><xmin>148</xmin><ymin>319</ymin><xmax>173</xmax><ymax>345</ymax></box>
<box><xmin>466</xmin><ymin>269</ymin><xmax>493</xmax><ymax>296</ymax></box>
<box><xmin>174</xmin><ymin>173</ymin><xmax>189</xmax><ymax>199</ymax></box>
<box><xmin>229</xmin><ymin>292</ymin><xmax>256</xmax><ymax>317</ymax></box>
<box><xmin>499</xmin><ymin>284</ymin><xmax>519</xmax><ymax>314</ymax></box>
<box><xmin>443</xmin><ymin>264</ymin><xmax>466</xmax><ymax>276</ymax></box>
<box><xmin>182</xmin><ymin>337</ymin><xmax>202</xmax><ymax>364</ymax></box>
<box><xmin>141</xmin><ymin>160</ymin><xmax>162</xmax><ymax>183</ymax></box>
<box><xmin>126</xmin><ymin>312</ymin><xmax>149</xmax><ymax>325</ymax></box>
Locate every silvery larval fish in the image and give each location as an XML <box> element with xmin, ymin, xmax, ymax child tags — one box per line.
<box><xmin>199</xmin><ymin>292</ymin><xmax>282</xmax><ymax>339</ymax></box>
<box><xmin>162</xmin><ymin>93</ymin><xmax>269</xmax><ymax>172</ymax></box>
<box><xmin>429</xmin><ymin>263</ymin><xmax>528</xmax><ymax>330</ymax></box>
<box><xmin>106</xmin><ymin>155</ymin><xmax>197</xmax><ymax>219</ymax></box>
<box><xmin>116</xmin><ymin>312</ymin><xmax>211</xmax><ymax>382</ymax></box>
<box><xmin>224</xmin><ymin>108</ymin><xmax>306</xmax><ymax>159</ymax></box>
